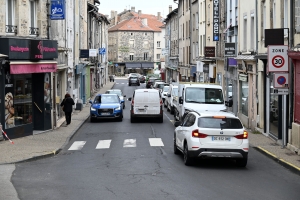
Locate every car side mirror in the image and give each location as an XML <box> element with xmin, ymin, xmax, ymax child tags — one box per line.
<box><xmin>174</xmin><ymin>121</ymin><xmax>182</xmax><ymax>127</ymax></box>
<box><xmin>179</xmin><ymin>97</ymin><xmax>183</xmax><ymax>104</ymax></box>
<box><xmin>128</xmin><ymin>97</ymin><xmax>132</xmax><ymax>101</ymax></box>
<box><xmin>225</xmin><ymin>100</ymin><xmax>233</xmax><ymax>107</ymax></box>
<box><xmin>123</xmin><ymin>95</ymin><xmax>126</xmax><ymax>97</ymax></box>
<box><xmin>89</xmin><ymin>100</ymin><xmax>93</xmax><ymax>104</ymax></box>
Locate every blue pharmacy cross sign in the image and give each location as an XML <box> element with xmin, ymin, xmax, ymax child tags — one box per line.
<box><xmin>115</xmin><ymin>64</ymin><xmax>118</xmax><ymax>67</ymax></box>
<box><xmin>99</xmin><ymin>48</ymin><xmax>106</xmax><ymax>55</ymax></box>
<box><xmin>50</xmin><ymin>0</ymin><xmax>65</xmax><ymax>20</ymax></box>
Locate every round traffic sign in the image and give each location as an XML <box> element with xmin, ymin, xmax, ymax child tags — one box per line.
<box><xmin>277</xmin><ymin>76</ymin><xmax>286</xmax><ymax>85</ymax></box>
<box><xmin>272</xmin><ymin>55</ymin><xmax>285</xmax><ymax>68</ymax></box>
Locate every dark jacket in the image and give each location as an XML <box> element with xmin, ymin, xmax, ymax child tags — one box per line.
<box><xmin>60</xmin><ymin>97</ymin><xmax>75</xmax><ymax>112</ymax></box>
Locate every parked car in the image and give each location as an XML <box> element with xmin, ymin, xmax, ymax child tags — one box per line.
<box><xmin>128</xmin><ymin>73</ymin><xmax>139</xmax><ymax>79</ymax></box>
<box><xmin>128</xmin><ymin>76</ymin><xmax>140</xmax><ymax>86</ymax></box>
<box><xmin>146</xmin><ymin>78</ymin><xmax>157</xmax><ymax>88</ymax></box>
<box><xmin>165</xmin><ymin>84</ymin><xmax>178</xmax><ymax>115</ymax></box>
<box><xmin>161</xmin><ymin>85</ymin><xmax>169</xmax><ymax>103</ymax></box>
<box><xmin>153</xmin><ymin>82</ymin><xmax>169</xmax><ymax>92</ymax></box>
<box><xmin>139</xmin><ymin>75</ymin><xmax>146</xmax><ymax>83</ymax></box>
<box><xmin>128</xmin><ymin>89</ymin><xmax>163</xmax><ymax>123</ymax></box>
<box><xmin>105</xmin><ymin>89</ymin><xmax>126</xmax><ymax>109</ymax></box>
<box><xmin>173</xmin><ymin>110</ymin><xmax>248</xmax><ymax>167</ymax></box>
<box><xmin>89</xmin><ymin>94</ymin><xmax>123</xmax><ymax>122</ymax></box>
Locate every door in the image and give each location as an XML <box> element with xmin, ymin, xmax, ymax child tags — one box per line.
<box><xmin>82</xmin><ymin>75</ymin><xmax>86</xmax><ymax>104</ymax></box>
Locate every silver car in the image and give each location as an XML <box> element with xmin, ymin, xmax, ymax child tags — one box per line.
<box><xmin>105</xmin><ymin>89</ymin><xmax>126</xmax><ymax>109</ymax></box>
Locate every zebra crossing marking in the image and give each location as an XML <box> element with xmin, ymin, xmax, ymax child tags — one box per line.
<box><xmin>68</xmin><ymin>141</ymin><xmax>86</xmax><ymax>150</ymax></box>
<box><xmin>149</xmin><ymin>138</ymin><xmax>164</xmax><ymax>146</ymax></box>
<box><xmin>123</xmin><ymin>139</ymin><xmax>136</xmax><ymax>147</ymax></box>
<box><xmin>96</xmin><ymin>140</ymin><xmax>112</xmax><ymax>149</ymax></box>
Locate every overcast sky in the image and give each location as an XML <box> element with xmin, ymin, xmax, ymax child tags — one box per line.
<box><xmin>98</xmin><ymin>0</ymin><xmax>178</xmax><ymax>18</ymax></box>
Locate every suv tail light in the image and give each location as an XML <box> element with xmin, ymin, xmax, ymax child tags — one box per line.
<box><xmin>160</xmin><ymin>99</ymin><xmax>163</xmax><ymax>106</ymax></box>
<box><xmin>131</xmin><ymin>99</ymin><xmax>134</xmax><ymax>106</ymax></box>
<box><xmin>192</xmin><ymin>129</ymin><xmax>207</xmax><ymax>138</ymax></box>
<box><xmin>234</xmin><ymin>130</ymin><xmax>248</xmax><ymax>139</ymax></box>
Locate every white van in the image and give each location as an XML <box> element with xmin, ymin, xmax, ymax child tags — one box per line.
<box><xmin>128</xmin><ymin>89</ymin><xmax>163</xmax><ymax>123</ymax></box>
<box><xmin>164</xmin><ymin>84</ymin><xmax>178</xmax><ymax>115</ymax></box>
<box><xmin>174</xmin><ymin>83</ymin><xmax>227</xmax><ymax>122</ymax></box>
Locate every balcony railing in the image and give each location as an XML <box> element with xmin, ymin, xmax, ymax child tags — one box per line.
<box><xmin>29</xmin><ymin>27</ymin><xmax>39</xmax><ymax>36</ymax></box>
<box><xmin>6</xmin><ymin>25</ymin><xmax>17</xmax><ymax>34</ymax></box>
<box><xmin>123</xmin><ymin>57</ymin><xmax>153</xmax><ymax>62</ymax></box>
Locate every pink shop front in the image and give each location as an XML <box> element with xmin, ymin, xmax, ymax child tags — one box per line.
<box><xmin>0</xmin><ymin>38</ymin><xmax>58</xmax><ymax>139</ymax></box>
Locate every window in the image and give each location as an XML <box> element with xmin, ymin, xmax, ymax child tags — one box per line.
<box><xmin>4</xmin><ymin>72</ymin><xmax>33</xmax><ymax>129</ymax></box>
<box><xmin>130</xmin><ymin>53</ymin><xmax>134</xmax><ymax>61</ymax></box>
<box><xmin>240</xmin><ymin>80</ymin><xmax>249</xmax><ymax>116</ymax></box>
<box><xmin>30</xmin><ymin>0</ymin><xmax>38</xmax><ymax>35</ymax></box>
<box><xmin>250</xmin><ymin>15</ymin><xmax>254</xmax><ymax>50</ymax></box>
<box><xmin>183</xmin><ymin>24</ymin><xmax>185</xmax><ymax>39</ymax></box>
<box><xmin>143</xmin><ymin>40</ymin><xmax>149</xmax><ymax>49</ymax></box>
<box><xmin>185</xmin><ymin>88</ymin><xmax>224</xmax><ymax>104</ymax></box>
<box><xmin>273</xmin><ymin>2</ymin><xmax>276</xmax><ymax>28</ymax></box>
<box><xmin>195</xmin><ymin>12</ymin><xmax>199</xmax><ymax>29</ymax></box>
<box><xmin>156</xmin><ymin>54</ymin><xmax>160</xmax><ymax>60</ymax></box>
<box><xmin>198</xmin><ymin>117</ymin><xmax>243</xmax><ymax>129</ymax></box>
<box><xmin>243</xmin><ymin>17</ymin><xmax>247</xmax><ymax>50</ymax></box>
<box><xmin>157</xmin><ymin>41</ymin><xmax>161</xmax><ymax>48</ymax></box>
<box><xmin>144</xmin><ymin>53</ymin><xmax>148</xmax><ymax>60</ymax></box>
<box><xmin>6</xmin><ymin>0</ymin><xmax>15</xmax><ymax>26</ymax></box>
<box><xmin>284</xmin><ymin>0</ymin><xmax>288</xmax><ymax>36</ymax></box>
<box><xmin>129</xmin><ymin>39</ymin><xmax>134</xmax><ymax>47</ymax></box>
<box><xmin>262</xmin><ymin>3</ymin><xmax>266</xmax><ymax>38</ymax></box>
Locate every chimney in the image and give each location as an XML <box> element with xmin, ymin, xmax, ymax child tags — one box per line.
<box><xmin>111</xmin><ymin>10</ymin><xmax>114</xmax><ymax>18</ymax></box>
<box><xmin>115</xmin><ymin>11</ymin><xmax>118</xmax><ymax>25</ymax></box>
<box><xmin>138</xmin><ymin>10</ymin><xmax>141</xmax><ymax>18</ymax></box>
<box><xmin>131</xmin><ymin>7</ymin><xmax>135</xmax><ymax>12</ymax></box>
<box><xmin>157</xmin><ymin>12</ymin><xmax>161</xmax><ymax>20</ymax></box>
<box><xmin>169</xmin><ymin>5</ymin><xmax>172</xmax><ymax>13</ymax></box>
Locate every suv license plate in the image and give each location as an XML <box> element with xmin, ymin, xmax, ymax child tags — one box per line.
<box><xmin>212</xmin><ymin>136</ymin><xmax>231</xmax><ymax>141</ymax></box>
<box><xmin>101</xmin><ymin>112</ymin><xmax>110</xmax><ymax>115</ymax></box>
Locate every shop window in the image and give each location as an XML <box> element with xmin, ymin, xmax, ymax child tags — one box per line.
<box><xmin>5</xmin><ymin>73</ymin><xmax>32</xmax><ymax>129</ymax></box>
<box><xmin>240</xmin><ymin>80</ymin><xmax>248</xmax><ymax>116</ymax></box>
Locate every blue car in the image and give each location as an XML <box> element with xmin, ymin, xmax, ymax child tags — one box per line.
<box><xmin>89</xmin><ymin>94</ymin><xmax>124</xmax><ymax>122</ymax></box>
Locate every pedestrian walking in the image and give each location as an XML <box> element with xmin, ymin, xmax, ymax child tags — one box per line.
<box><xmin>60</xmin><ymin>93</ymin><xmax>75</xmax><ymax>126</ymax></box>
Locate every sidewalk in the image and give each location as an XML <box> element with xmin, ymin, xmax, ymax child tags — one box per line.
<box><xmin>0</xmin><ymin>80</ymin><xmax>299</xmax><ymax>175</ymax></box>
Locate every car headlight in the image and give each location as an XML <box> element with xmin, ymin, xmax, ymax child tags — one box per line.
<box><xmin>91</xmin><ymin>107</ymin><xmax>96</xmax><ymax>111</ymax></box>
<box><xmin>115</xmin><ymin>106</ymin><xmax>121</xmax><ymax>111</ymax></box>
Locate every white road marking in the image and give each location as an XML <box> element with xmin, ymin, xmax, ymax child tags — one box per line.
<box><xmin>149</xmin><ymin>138</ymin><xmax>164</xmax><ymax>146</ymax></box>
<box><xmin>68</xmin><ymin>141</ymin><xmax>86</xmax><ymax>150</ymax></box>
<box><xmin>122</xmin><ymin>83</ymin><xmax>125</xmax><ymax>84</ymax></box>
<box><xmin>96</xmin><ymin>140</ymin><xmax>111</xmax><ymax>149</ymax></box>
<box><xmin>123</xmin><ymin>139</ymin><xmax>136</xmax><ymax>147</ymax></box>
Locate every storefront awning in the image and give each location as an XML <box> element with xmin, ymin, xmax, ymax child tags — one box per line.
<box><xmin>142</xmin><ymin>63</ymin><xmax>154</xmax><ymax>69</ymax></box>
<box><xmin>9</xmin><ymin>61</ymin><xmax>57</xmax><ymax>74</ymax></box>
<box><xmin>234</xmin><ymin>55</ymin><xmax>256</xmax><ymax>60</ymax></box>
<box><xmin>125</xmin><ymin>63</ymin><xmax>141</xmax><ymax>69</ymax></box>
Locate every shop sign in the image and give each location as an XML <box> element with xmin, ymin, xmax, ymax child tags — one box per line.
<box><xmin>50</xmin><ymin>0</ymin><xmax>65</xmax><ymax>20</ymax></box>
<box><xmin>89</xmin><ymin>49</ymin><xmax>98</xmax><ymax>57</ymax></box>
<box><xmin>213</xmin><ymin>0</ymin><xmax>220</xmax><ymax>41</ymax></box>
<box><xmin>239</xmin><ymin>74</ymin><xmax>248</xmax><ymax>82</ymax></box>
<box><xmin>225</xmin><ymin>43</ymin><xmax>236</xmax><ymax>57</ymax></box>
<box><xmin>0</xmin><ymin>38</ymin><xmax>58</xmax><ymax>60</ymax></box>
<box><xmin>80</xmin><ymin>49</ymin><xmax>89</xmax><ymax>58</ymax></box>
<box><xmin>10</xmin><ymin>62</ymin><xmax>57</xmax><ymax>74</ymax></box>
<box><xmin>204</xmin><ymin>46</ymin><xmax>215</xmax><ymax>57</ymax></box>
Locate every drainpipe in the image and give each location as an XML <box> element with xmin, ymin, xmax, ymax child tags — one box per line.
<box><xmin>255</xmin><ymin>0</ymin><xmax>259</xmax><ymax>129</ymax></box>
<box><xmin>289</xmin><ymin>0</ymin><xmax>295</xmax><ymax>129</ymax></box>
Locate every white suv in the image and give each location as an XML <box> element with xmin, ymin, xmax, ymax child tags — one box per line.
<box><xmin>174</xmin><ymin>111</ymin><xmax>249</xmax><ymax>167</ymax></box>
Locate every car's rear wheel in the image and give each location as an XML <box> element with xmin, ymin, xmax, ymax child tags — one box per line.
<box><xmin>123</xmin><ymin>103</ymin><xmax>125</xmax><ymax>109</ymax></box>
<box><xmin>236</xmin><ymin>157</ymin><xmax>248</xmax><ymax>167</ymax></box>
<box><xmin>158</xmin><ymin>116</ymin><xmax>163</xmax><ymax>123</ymax></box>
<box><xmin>173</xmin><ymin>134</ymin><xmax>180</xmax><ymax>155</ymax></box>
<box><xmin>183</xmin><ymin>143</ymin><xmax>193</xmax><ymax>166</ymax></box>
<box><xmin>129</xmin><ymin>84</ymin><xmax>131</xmax><ymax>86</ymax></box>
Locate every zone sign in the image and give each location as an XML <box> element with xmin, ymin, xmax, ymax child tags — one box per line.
<box><xmin>268</xmin><ymin>45</ymin><xmax>289</xmax><ymax>72</ymax></box>
<box><xmin>273</xmin><ymin>73</ymin><xmax>289</xmax><ymax>88</ymax></box>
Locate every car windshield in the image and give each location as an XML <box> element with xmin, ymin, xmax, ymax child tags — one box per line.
<box><xmin>94</xmin><ymin>95</ymin><xmax>119</xmax><ymax>103</ymax></box>
<box><xmin>131</xmin><ymin>77</ymin><xmax>138</xmax><ymax>80</ymax></box>
<box><xmin>198</xmin><ymin>117</ymin><xmax>243</xmax><ymax>129</ymax></box>
<box><xmin>163</xmin><ymin>86</ymin><xmax>169</xmax><ymax>92</ymax></box>
<box><xmin>107</xmin><ymin>90</ymin><xmax>122</xmax><ymax>96</ymax></box>
<box><xmin>185</xmin><ymin>87</ymin><xmax>224</xmax><ymax>104</ymax></box>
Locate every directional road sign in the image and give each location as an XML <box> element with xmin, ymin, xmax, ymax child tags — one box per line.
<box><xmin>268</xmin><ymin>45</ymin><xmax>288</xmax><ymax>72</ymax></box>
<box><xmin>99</xmin><ymin>48</ymin><xmax>106</xmax><ymax>55</ymax></box>
<box><xmin>273</xmin><ymin>73</ymin><xmax>289</xmax><ymax>88</ymax></box>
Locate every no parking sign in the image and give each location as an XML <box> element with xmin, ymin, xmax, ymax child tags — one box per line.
<box><xmin>273</xmin><ymin>73</ymin><xmax>289</xmax><ymax>88</ymax></box>
<box><xmin>268</xmin><ymin>45</ymin><xmax>289</xmax><ymax>72</ymax></box>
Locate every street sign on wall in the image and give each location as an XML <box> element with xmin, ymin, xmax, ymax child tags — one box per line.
<box><xmin>268</xmin><ymin>45</ymin><xmax>289</xmax><ymax>72</ymax></box>
<box><xmin>273</xmin><ymin>73</ymin><xmax>289</xmax><ymax>88</ymax></box>
<box><xmin>213</xmin><ymin>0</ymin><xmax>220</xmax><ymax>41</ymax></box>
<box><xmin>224</xmin><ymin>43</ymin><xmax>236</xmax><ymax>57</ymax></box>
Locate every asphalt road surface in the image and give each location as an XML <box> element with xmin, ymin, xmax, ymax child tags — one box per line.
<box><xmin>11</xmin><ymin>79</ymin><xmax>300</xmax><ymax>200</ymax></box>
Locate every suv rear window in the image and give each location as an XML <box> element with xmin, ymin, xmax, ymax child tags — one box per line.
<box><xmin>197</xmin><ymin>117</ymin><xmax>243</xmax><ymax>129</ymax></box>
